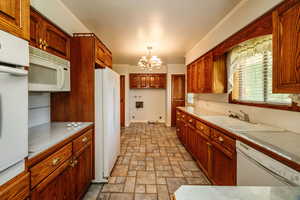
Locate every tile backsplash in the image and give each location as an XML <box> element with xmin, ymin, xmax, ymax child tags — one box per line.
<box><xmin>29</xmin><ymin>93</ymin><xmax>50</xmax><ymax>128</ymax></box>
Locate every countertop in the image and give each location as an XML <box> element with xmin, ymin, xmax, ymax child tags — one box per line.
<box><xmin>178</xmin><ymin>106</ymin><xmax>300</xmax><ymax>169</ymax></box>
<box><xmin>28</xmin><ymin>122</ymin><xmax>93</xmax><ymax>158</ymax></box>
<box><xmin>174</xmin><ymin>186</ymin><xmax>300</xmax><ymax>200</ymax></box>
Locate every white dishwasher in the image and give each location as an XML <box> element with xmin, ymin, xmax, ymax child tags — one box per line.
<box><xmin>236</xmin><ymin>141</ymin><xmax>300</xmax><ymax>186</ymax></box>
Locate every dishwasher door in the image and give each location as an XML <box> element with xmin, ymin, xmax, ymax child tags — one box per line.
<box><xmin>237</xmin><ymin>141</ymin><xmax>299</xmax><ymax>186</ymax></box>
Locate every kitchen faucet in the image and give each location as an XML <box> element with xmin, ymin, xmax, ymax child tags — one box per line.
<box><xmin>239</xmin><ymin>110</ymin><xmax>250</xmax><ymax>122</ymax></box>
<box><xmin>228</xmin><ymin>110</ymin><xmax>250</xmax><ymax>123</ymax></box>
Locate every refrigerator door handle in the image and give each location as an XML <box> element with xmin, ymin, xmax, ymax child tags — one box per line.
<box><xmin>0</xmin><ymin>65</ymin><xmax>28</xmax><ymax>76</ymax></box>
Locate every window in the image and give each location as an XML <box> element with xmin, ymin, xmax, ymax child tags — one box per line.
<box><xmin>229</xmin><ymin>35</ymin><xmax>291</xmax><ymax>105</ymax></box>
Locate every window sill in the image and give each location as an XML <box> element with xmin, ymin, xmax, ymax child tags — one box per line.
<box><xmin>228</xmin><ymin>93</ymin><xmax>300</xmax><ymax>112</ymax></box>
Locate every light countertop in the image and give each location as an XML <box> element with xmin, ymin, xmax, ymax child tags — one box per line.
<box><xmin>174</xmin><ymin>186</ymin><xmax>300</xmax><ymax>200</ymax></box>
<box><xmin>28</xmin><ymin>122</ymin><xmax>93</xmax><ymax>158</ymax></box>
<box><xmin>178</xmin><ymin>106</ymin><xmax>300</xmax><ymax>167</ymax></box>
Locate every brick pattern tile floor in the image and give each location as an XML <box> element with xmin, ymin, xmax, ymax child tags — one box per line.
<box><xmin>97</xmin><ymin>123</ymin><xmax>210</xmax><ymax>200</ymax></box>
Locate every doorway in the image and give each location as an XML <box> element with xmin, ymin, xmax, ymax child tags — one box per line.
<box><xmin>120</xmin><ymin>75</ymin><xmax>125</xmax><ymax>127</ymax></box>
<box><xmin>171</xmin><ymin>74</ymin><xmax>185</xmax><ymax>127</ymax></box>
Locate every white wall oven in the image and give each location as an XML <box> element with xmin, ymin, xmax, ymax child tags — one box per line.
<box><xmin>0</xmin><ymin>30</ymin><xmax>29</xmax><ymax>185</ymax></box>
<box><xmin>29</xmin><ymin>46</ymin><xmax>70</xmax><ymax>92</ymax></box>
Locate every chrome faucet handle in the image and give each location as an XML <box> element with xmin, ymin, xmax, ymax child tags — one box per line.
<box><xmin>240</xmin><ymin>110</ymin><xmax>250</xmax><ymax>122</ymax></box>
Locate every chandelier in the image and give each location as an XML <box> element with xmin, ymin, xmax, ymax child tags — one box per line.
<box><xmin>138</xmin><ymin>46</ymin><xmax>162</xmax><ymax>71</ymax></box>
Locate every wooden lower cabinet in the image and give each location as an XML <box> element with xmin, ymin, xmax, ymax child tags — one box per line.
<box><xmin>176</xmin><ymin>108</ymin><xmax>236</xmax><ymax>186</ymax></box>
<box><xmin>29</xmin><ymin>127</ymin><xmax>94</xmax><ymax>200</ymax></box>
<box><xmin>210</xmin><ymin>144</ymin><xmax>236</xmax><ymax>186</ymax></box>
<box><xmin>0</xmin><ymin>172</ymin><xmax>30</xmax><ymax>200</ymax></box>
<box><xmin>195</xmin><ymin>131</ymin><xmax>210</xmax><ymax>176</ymax></box>
<box><xmin>74</xmin><ymin>142</ymin><xmax>93</xmax><ymax>200</ymax></box>
<box><xmin>31</xmin><ymin>161</ymin><xmax>74</xmax><ymax>200</ymax></box>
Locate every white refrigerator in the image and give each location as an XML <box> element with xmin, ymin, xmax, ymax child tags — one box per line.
<box><xmin>94</xmin><ymin>67</ymin><xmax>120</xmax><ymax>182</ymax></box>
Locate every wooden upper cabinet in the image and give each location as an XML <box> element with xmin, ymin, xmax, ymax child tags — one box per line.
<box><xmin>95</xmin><ymin>37</ymin><xmax>112</xmax><ymax>68</ymax></box>
<box><xmin>273</xmin><ymin>1</ymin><xmax>300</xmax><ymax>94</ymax></box>
<box><xmin>31</xmin><ymin>161</ymin><xmax>74</xmax><ymax>200</ymax></box>
<box><xmin>129</xmin><ymin>73</ymin><xmax>166</xmax><ymax>89</ymax></box>
<box><xmin>30</xmin><ymin>9</ymin><xmax>41</xmax><ymax>48</ymax></box>
<box><xmin>187</xmin><ymin>52</ymin><xmax>226</xmax><ymax>94</ymax></box>
<box><xmin>186</xmin><ymin>65</ymin><xmax>192</xmax><ymax>93</ymax></box>
<box><xmin>0</xmin><ymin>0</ymin><xmax>29</xmax><ymax>40</ymax></box>
<box><xmin>30</xmin><ymin>8</ymin><xmax>71</xmax><ymax>60</ymax></box>
<box><xmin>44</xmin><ymin>22</ymin><xmax>70</xmax><ymax>60</ymax></box>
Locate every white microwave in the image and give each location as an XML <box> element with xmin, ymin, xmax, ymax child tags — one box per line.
<box><xmin>29</xmin><ymin>46</ymin><xmax>70</xmax><ymax>92</ymax></box>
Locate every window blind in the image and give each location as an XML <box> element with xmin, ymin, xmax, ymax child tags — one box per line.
<box><xmin>231</xmin><ymin>36</ymin><xmax>291</xmax><ymax>105</ymax></box>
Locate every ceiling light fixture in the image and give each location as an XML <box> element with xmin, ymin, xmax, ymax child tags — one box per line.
<box><xmin>138</xmin><ymin>46</ymin><xmax>162</xmax><ymax>71</ymax></box>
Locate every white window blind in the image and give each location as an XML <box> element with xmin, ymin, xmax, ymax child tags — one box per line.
<box><xmin>230</xmin><ymin>35</ymin><xmax>291</xmax><ymax>105</ymax></box>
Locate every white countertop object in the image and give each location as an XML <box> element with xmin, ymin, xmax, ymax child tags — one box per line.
<box><xmin>174</xmin><ymin>186</ymin><xmax>300</xmax><ymax>200</ymax></box>
<box><xmin>178</xmin><ymin>106</ymin><xmax>300</xmax><ymax>166</ymax></box>
<box><xmin>28</xmin><ymin>122</ymin><xmax>93</xmax><ymax>158</ymax></box>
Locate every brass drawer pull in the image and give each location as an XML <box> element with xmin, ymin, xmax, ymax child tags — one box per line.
<box><xmin>218</xmin><ymin>136</ymin><xmax>224</xmax><ymax>142</ymax></box>
<box><xmin>82</xmin><ymin>137</ymin><xmax>88</xmax><ymax>143</ymax></box>
<box><xmin>52</xmin><ymin>158</ymin><xmax>61</xmax><ymax>166</ymax></box>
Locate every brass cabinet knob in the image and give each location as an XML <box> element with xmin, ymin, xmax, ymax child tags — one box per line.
<box><xmin>218</xmin><ymin>136</ymin><xmax>224</xmax><ymax>142</ymax></box>
<box><xmin>52</xmin><ymin>158</ymin><xmax>61</xmax><ymax>166</ymax></box>
<box><xmin>189</xmin><ymin>119</ymin><xmax>193</xmax><ymax>123</ymax></box>
<box><xmin>39</xmin><ymin>38</ymin><xmax>43</xmax><ymax>49</ymax></box>
<box><xmin>82</xmin><ymin>137</ymin><xmax>88</xmax><ymax>143</ymax></box>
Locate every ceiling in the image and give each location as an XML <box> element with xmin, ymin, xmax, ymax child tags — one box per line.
<box><xmin>61</xmin><ymin>0</ymin><xmax>241</xmax><ymax>64</ymax></box>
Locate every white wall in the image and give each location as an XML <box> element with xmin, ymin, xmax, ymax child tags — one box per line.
<box><xmin>185</xmin><ymin>0</ymin><xmax>283</xmax><ymax>65</ymax></box>
<box><xmin>166</xmin><ymin>64</ymin><xmax>186</xmax><ymax>126</ymax></box>
<box><xmin>30</xmin><ymin>0</ymin><xmax>90</xmax><ymax>35</ymax></box>
<box><xmin>185</xmin><ymin>0</ymin><xmax>300</xmax><ymax>134</ymax></box>
<box><xmin>29</xmin><ymin>0</ymin><xmax>91</xmax><ymax>127</ymax></box>
<box><xmin>130</xmin><ymin>89</ymin><xmax>166</xmax><ymax>123</ymax></box>
<box><xmin>28</xmin><ymin>93</ymin><xmax>50</xmax><ymax>128</ymax></box>
<box><xmin>113</xmin><ymin>64</ymin><xmax>185</xmax><ymax>126</ymax></box>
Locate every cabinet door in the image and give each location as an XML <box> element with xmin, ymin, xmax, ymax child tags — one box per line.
<box><xmin>74</xmin><ymin>143</ymin><xmax>93</xmax><ymax>199</ymax></box>
<box><xmin>187</xmin><ymin>126</ymin><xmax>197</xmax><ymax>158</ymax></box>
<box><xmin>30</xmin><ymin>9</ymin><xmax>42</xmax><ymax>48</ymax></box>
<box><xmin>0</xmin><ymin>0</ymin><xmax>29</xmax><ymax>40</ymax></box>
<box><xmin>31</xmin><ymin>161</ymin><xmax>74</xmax><ymax>200</ymax></box>
<box><xmin>140</xmin><ymin>75</ymin><xmax>148</xmax><ymax>88</ymax></box>
<box><xmin>149</xmin><ymin>75</ymin><xmax>156</xmax><ymax>88</ymax></box>
<box><xmin>210</xmin><ymin>144</ymin><xmax>236</xmax><ymax>185</ymax></box>
<box><xmin>43</xmin><ymin>22</ymin><xmax>70</xmax><ymax>60</ymax></box>
<box><xmin>159</xmin><ymin>74</ymin><xmax>166</xmax><ymax>88</ymax></box>
<box><xmin>191</xmin><ymin>63</ymin><xmax>198</xmax><ymax>93</ymax></box>
<box><xmin>195</xmin><ymin>131</ymin><xmax>209</xmax><ymax>175</ymax></box>
<box><xmin>203</xmin><ymin>53</ymin><xmax>213</xmax><ymax>92</ymax></box>
<box><xmin>187</xmin><ymin>65</ymin><xmax>192</xmax><ymax>93</ymax></box>
<box><xmin>197</xmin><ymin>59</ymin><xmax>206</xmax><ymax>93</ymax></box>
<box><xmin>273</xmin><ymin>1</ymin><xmax>300</xmax><ymax>93</ymax></box>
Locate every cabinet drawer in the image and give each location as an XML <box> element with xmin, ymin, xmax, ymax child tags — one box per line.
<box><xmin>73</xmin><ymin>129</ymin><xmax>93</xmax><ymax>153</ymax></box>
<box><xmin>211</xmin><ymin>129</ymin><xmax>235</xmax><ymax>152</ymax></box>
<box><xmin>195</xmin><ymin>120</ymin><xmax>210</xmax><ymax>137</ymax></box>
<box><xmin>30</xmin><ymin>143</ymin><xmax>72</xmax><ymax>188</ymax></box>
<box><xmin>187</xmin><ymin>116</ymin><xmax>195</xmax><ymax>126</ymax></box>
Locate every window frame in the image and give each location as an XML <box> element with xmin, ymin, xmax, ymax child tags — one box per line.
<box><xmin>227</xmin><ymin>36</ymin><xmax>300</xmax><ymax>112</ymax></box>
